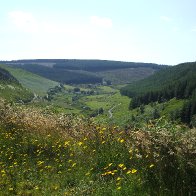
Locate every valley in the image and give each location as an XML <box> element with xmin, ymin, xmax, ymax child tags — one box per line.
<box><xmin>0</xmin><ymin>60</ymin><xmax>195</xmax><ymax>195</ymax></box>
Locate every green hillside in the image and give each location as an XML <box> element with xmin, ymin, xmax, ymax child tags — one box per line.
<box><xmin>0</xmin><ymin>64</ymin><xmax>58</xmax><ymax>96</ymax></box>
<box><xmin>0</xmin><ymin>66</ymin><xmax>33</xmax><ymax>102</ymax></box>
<box><xmin>120</xmin><ymin>62</ymin><xmax>196</xmax><ymax>125</ymax></box>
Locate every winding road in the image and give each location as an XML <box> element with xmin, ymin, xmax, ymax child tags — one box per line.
<box><xmin>108</xmin><ymin>103</ymin><xmax>121</xmax><ymax>118</ymax></box>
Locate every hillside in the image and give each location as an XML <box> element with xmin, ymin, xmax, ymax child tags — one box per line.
<box><xmin>0</xmin><ymin>66</ymin><xmax>18</xmax><ymax>83</ymax></box>
<box><xmin>120</xmin><ymin>62</ymin><xmax>196</xmax><ymax>125</ymax></box>
<box><xmin>121</xmin><ymin>62</ymin><xmax>196</xmax><ymax>100</ymax></box>
<box><xmin>0</xmin><ymin>64</ymin><xmax>58</xmax><ymax>96</ymax></box>
<box><xmin>1</xmin><ymin>59</ymin><xmax>167</xmax><ymax>84</ymax></box>
<box><xmin>0</xmin><ymin>66</ymin><xmax>33</xmax><ymax>102</ymax></box>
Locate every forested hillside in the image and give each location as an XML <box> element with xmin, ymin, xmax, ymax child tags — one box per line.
<box><xmin>121</xmin><ymin>62</ymin><xmax>196</xmax><ymax>125</ymax></box>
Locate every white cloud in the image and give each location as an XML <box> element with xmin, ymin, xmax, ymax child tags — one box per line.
<box><xmin>8</xmin><ymin>11</ymin><xmax>38</xmax><ymax>32</ymax></box>
<box><xmin>160</xmin><ymin>16</ymin><xmax>171</xmax><ymax>22</ymax></box>
<box><xmin>90</xmin><ymin>16</ymin><xmax>112</xmax><ymax>28</ymax></box>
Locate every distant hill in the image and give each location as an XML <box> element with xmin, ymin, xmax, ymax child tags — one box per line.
<box><xmin>0</xmin><ymin>65</ymin><xmax>34</xmax><ymax>102</ymax></box>
<box><xmin>0</xmin><ymin>64</ymin><xmax>58</xmax><ymax>96</ymax></box>
<box><xmin>1</xmin><ymin>59</ymin><xmax>167</xmax><ymax>84</ymax></box>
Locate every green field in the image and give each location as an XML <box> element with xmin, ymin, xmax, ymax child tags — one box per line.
<box><xmin>40</xmin><ymin>85</ymin><xmax>134</xmax><ymax>126</ymax></box>
<box><xmin>36</xmin><ymin>84</ymin><xmax>188</xmax><ymax>127</ymax></box>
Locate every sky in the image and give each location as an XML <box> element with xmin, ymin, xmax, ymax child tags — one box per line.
<box><xmin>0</xmin><ymin>0</ymin><xmax>196</xmax><ymax>65</ymax></box>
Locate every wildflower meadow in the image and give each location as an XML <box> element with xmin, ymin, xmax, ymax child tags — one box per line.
<box><xmin>0</xmin><ymin>99</ymin><xmax>195</xmax><ymax>195</ymax></box>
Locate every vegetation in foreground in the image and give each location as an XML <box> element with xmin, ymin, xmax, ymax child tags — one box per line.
<box><xmin>0</xmin><ymin>99</ymin><xmax>195</xmax><ymax>195</ymax></box>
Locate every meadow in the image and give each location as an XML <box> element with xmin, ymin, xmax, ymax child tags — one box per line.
<box><xmin>0</xmin><ymin>99</ymin><xmax>195</xmax><ymax>195</ymax></box>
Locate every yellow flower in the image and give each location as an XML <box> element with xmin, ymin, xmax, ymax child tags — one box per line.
<box><xmin>37</xmin><ymin>161</ymin><xmax>44</xmax><ymax>166</ymax></box>
<box><xmin>54</xmin><ymin>186</ymin><xmax>58</xmax><ymax>190</ymax></box>
<box><xmin>131</xmin><ymin>169</ymin><xmax>137</xmax><ymax>174</ymax></box>
<box><xmin>78</xmin><ymin>142</ymin><xmax>83</xmax><ymax>146</ymax></box>
<box><xmin>129</xmin><ymin>149</ymin><xmax>133</xmax><ymax>153</ymax></box>
<box><xmin>120</xmin><ymin>139</ymin><xmax>125</xmax><ymax>143</ymax></box>
<box><xmin>118</xmin><ymin>163</ymin><xmax>124</xmax><ymax>168</ymax></box>
<box><xmin>116</xmin><ymin>177</ymin><xmax>122</xmax><ymax>181</ymax></box>
<box><xmin>108</xmin><ymin>163</ymin><xmax>113</xmax><ymax>167</ymax></box>
<box><xmin>149</xmin><ymin>164</ymin><xmax>154</xmax><ymax>168</ymax></box>
<box><xmin>126</xmin><ymin>170</ymin><xmax>131</xmax><ymax>174</ymax></box>
<box><xmin>64</xmin><ymin>141</ymin><xmax>69</xmax><ymax>146</ymax></box>
<box><xmin>107</xmin><ymin>171</ymin><xmax>112</xmax><ymax>175</ymax></box>
<box><xmin>72</xmin><ymin>163</ymin><xmax>76</xmax><ymax>167</ymax></box>
<box><xmin>101</xmin><ymin>141</ymin><xmax>105</xmax><ymax>144</ymax></box>
<box><xmin>35</xmin><ymin>186</ymin><xmax>39</xmax><ymax>190</ymax></box>
<box><xmin>116</xmin><ymin>186</ymin><xmax>121</xmax><ymax>190</ymax></box>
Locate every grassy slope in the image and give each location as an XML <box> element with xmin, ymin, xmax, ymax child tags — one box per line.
<box><xmin>0</xmin><ymin>64</ymin><xmax>58</xmax><ymax>96</ymax></box>
<box><xmin>0</xmin><ymin>65</ymin><xmax>33</xmax><ymax>102</ymax></box>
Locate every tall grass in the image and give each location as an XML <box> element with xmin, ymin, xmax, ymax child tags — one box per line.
<box><xmin>0</xmin><ymin>99</ymin><xmax>195</xmax><ymax>195</ymax></box>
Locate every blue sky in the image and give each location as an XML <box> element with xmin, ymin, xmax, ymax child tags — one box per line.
<box><xmin>0</xmin><ymin>0</ymin><xmax>196</xmax><ymax>65</ymax></box>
